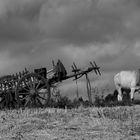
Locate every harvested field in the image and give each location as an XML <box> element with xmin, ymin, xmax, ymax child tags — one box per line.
<box><xmin>0</xmin><ymin>106</ymin><xmax>140</xmax><ymax>140</ymax></box>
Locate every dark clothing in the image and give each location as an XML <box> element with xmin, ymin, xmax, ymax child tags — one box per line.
<box><xmin>55</xmin><ymin>60</ymin><xmax>67</xmax><ymax>81</ymax></box>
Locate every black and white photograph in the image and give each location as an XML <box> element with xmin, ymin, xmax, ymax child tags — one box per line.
<box><xmin>0</xmin><ymin>0</ymin><xmax>140</xmax><ymax>139</ymax></box>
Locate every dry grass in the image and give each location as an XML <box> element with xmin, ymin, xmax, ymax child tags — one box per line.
<box><xmin>0</xmin><ymin>106</ymin><xmax>139</xmax><ymax>140</ymax></box>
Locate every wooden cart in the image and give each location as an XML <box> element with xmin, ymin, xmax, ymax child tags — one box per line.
<box><xmin>0</xmin><ymin>60</ymin><xmax>101</xmax><ymax>108</ymax></box>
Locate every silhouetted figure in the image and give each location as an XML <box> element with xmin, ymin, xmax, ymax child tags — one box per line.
<box><xmin>55</xmin><ymin>59</ymin><xmax>67</xmax><ymax>81</ymax></box>
<box><xmin>49</xmin><ymin>60</ymin><xmax>67</xmax><ymax>84</ymax></box>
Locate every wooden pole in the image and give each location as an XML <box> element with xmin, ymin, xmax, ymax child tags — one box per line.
<box><xmin>85</xmin><ymin>74</ymin><xmax>92</xmax><ymax>104</ymax></box>
<box><xmin>75</xmin><ymin>79</ymin><xmax>79</xmax><ymax>99</ymax></box>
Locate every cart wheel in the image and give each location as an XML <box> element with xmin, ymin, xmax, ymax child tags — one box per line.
<box><xmin>15</xmin><ymin>73</ymin><xmax>50</xmax><ymax>108</ymax></box>
<box><xmin>0</xmin><ymin>91</ymin><xmax>17</xmax><ymax>109</ymax></box>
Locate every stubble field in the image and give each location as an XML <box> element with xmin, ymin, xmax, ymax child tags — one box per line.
<box><xmin>0</xmin><ymin>105</ymin><xmax>140</xmax><ymax>140</ymax></box>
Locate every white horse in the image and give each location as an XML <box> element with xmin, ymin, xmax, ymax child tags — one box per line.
<box><xmin>114</xmin><ymin>70</ymin><xmax>140</xmax><ymax>101</ymax></box>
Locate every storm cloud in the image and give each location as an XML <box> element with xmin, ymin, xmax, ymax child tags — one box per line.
<box><xmin>0</xmin><ymin>0</ymin><xmax>140</xmax><ymax>98</ymax></box>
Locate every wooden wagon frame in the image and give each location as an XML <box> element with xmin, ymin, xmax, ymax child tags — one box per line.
<box><xmin>0</xmin><ymin>60</ymin><xmax>101</xmax><ymax>108</ymax></box>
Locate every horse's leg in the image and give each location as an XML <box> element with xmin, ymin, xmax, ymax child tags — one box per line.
<box><xmin>130</xmin><ymin>87</ymin><xmax>135</xmax><ymax>102</ymax></box>
<box><xmin>116</xmin><ymin>85</ymin><xmax>122</xmax><ymax>101</ymax></box>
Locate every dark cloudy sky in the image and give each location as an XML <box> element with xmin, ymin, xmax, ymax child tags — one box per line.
<box><xmin>1</xmin><ymin>0</ymin><xmax>140</xmax><ymax>99</ymax></box>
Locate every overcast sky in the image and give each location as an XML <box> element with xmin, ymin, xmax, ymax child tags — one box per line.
<box><xmin>0</xmin><ymin>0</ymin><xmax>140</xmax><ymax>99</ymax></box>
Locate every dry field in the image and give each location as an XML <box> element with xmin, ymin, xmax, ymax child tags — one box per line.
<box><xmin>0</xmin><ymin>105</ymin><xmax>140</xmax><ymax>140</ymax></box>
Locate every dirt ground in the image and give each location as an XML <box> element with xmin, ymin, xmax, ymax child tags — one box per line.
<box><xmin>0</xmin><ymin>105</ymin><xmax>140</xmax><ymax>140</ymax></box>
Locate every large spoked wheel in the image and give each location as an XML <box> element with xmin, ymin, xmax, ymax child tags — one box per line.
<box><xmin>0</xmin><ymin>91</ymin><xmax>17</xmax><ymax>109</ymax></box>
<box><xmin>15</xmin><ymin>73</ymin><xmax>50</xmax><ymax>108</ymax></box>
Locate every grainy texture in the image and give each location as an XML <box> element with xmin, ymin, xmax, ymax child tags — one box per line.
<box><xmin>0</xmin><ymin>106</ymin><xmax>139</xmax><ymax>140</ymax></box>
